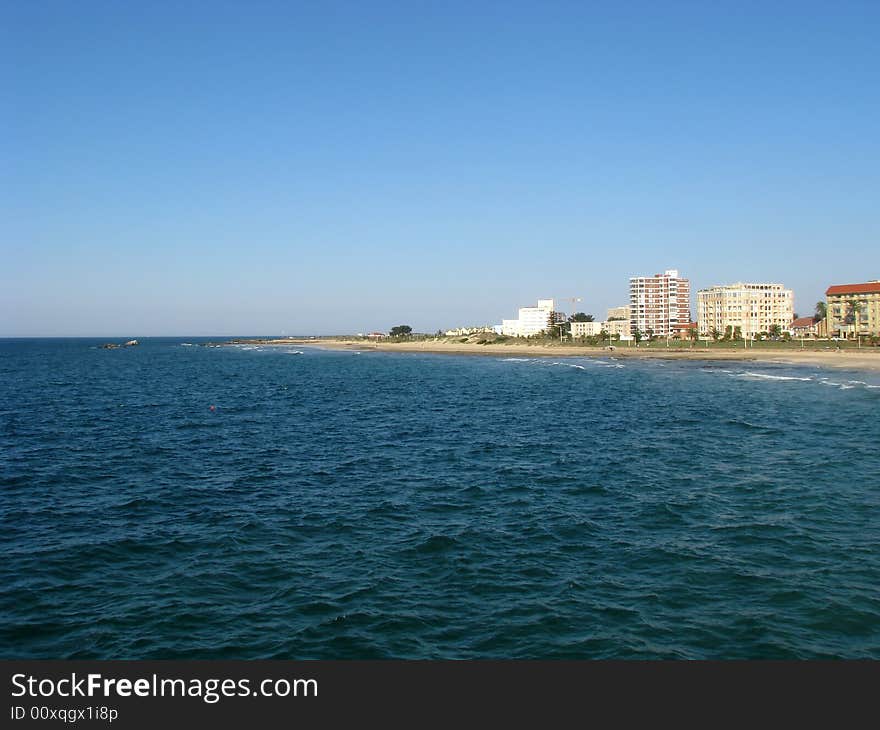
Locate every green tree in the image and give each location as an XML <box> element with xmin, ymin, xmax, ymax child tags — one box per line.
<box><xmin>709</xmin><ymin>327</ymin><xmax>721</xmax><ymax>342</ymax></box>
<box><xmin>389</xmin><ymin>325</ymin><xmax>413</xmax><ymax>337</ymax></box>
<box><xmin>768</xmin><ymin>324</ymin><xmax>782</xmax><ymax>339</ymax></box>
<box><xmin>568</xmin><ymin>312</ymin><xmax>594</xmax><ymax>322</ymax></box>
<box><xmin>546</xmin><ymin>312</ymin><xmax>569</xmax><ymax>339</ymax></box>
<box><xmin>814</xmin><ymin>301</ymin><xmax>827</xmax><ymax>321</ymax></box>
<box><xmin>845</xmin><ymin>299</ymin><xmax>863</xmax><ymax>338</ymax></box>
<box><xmin>722</xmin><ymin>325</ymin><xmax>733</xmax><ymax>341</ymax></box>
<box><xmin>633</xmin><ymin>328</ymin><xmax>643</xmax><ymax>344</ymax></box>
<box><xmin>733</xmin><ymin>325</ymin><xmax>742</xmax><ymax>340</ymax></box>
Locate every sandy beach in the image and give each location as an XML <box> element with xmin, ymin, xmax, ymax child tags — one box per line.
<box><xmin>256</xmin><ymin>338</ymin><xmax>880</xmax><ymax>371</ymax></box>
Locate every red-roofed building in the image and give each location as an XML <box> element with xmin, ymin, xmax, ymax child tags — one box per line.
<box><xmin>672</xmin><ymin>322</ymin><xmax>697</xmax><ymax>340</ymax></box>
<box><xmin>789</xmin><ymin>316</ymin><xmax>819</xmax><ymax>338</ymax></box>
<box><xmin>825</xmin><ymin>280</ymin><xmax>880</xmax><ymax>337</ymax></box>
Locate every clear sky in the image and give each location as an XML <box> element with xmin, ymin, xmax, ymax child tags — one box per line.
<box><xmin>3</xmin><ymin>1</ymin><xmax>878</xmax><ymax>336</ymax></box>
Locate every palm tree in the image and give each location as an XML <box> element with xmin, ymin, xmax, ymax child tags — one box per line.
<box><xmin>814</xmin><ymin>301</ymin><xmax>826</xmax><ymax>322</ymax></box>
<box><xmin>845</xmin><ymin>300</ymin><xmax>863</xmax><ymax>339</ymax></box>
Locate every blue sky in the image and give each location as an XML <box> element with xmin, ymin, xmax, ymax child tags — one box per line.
<box><xmin>3</xmin><ymin>1</ymin><xmax>878</xmax><ymax>336</ymax></box>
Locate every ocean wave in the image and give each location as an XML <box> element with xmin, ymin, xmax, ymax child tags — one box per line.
<box><xmin>735</xmin><ymin>372</ymin><xmax>813</xmax><ymax>382</ymax></box>
<box><xmin>552</xmin><ymin>362</ymin><xmax>586</xmax><ymax>371</ymax></box>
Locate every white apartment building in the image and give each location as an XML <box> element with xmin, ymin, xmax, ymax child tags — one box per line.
<box><xmin>570</xmin><ymin>321</ymin><xmax>604</xmax><ymax>337</ymax></box>
<box><xmin>629</xmin><ymin>269</ymin><xmax>691</xmax><ymax>338</ymax></box>
<box><xmin>570</xmin><ymin>319</ymin><xmax>632</xmax><ymax>340</ymax></box>
<box><xmin>500</xmin><ymin>299</ymin><xmax>555</xmax><ymax>337</ymax></box>
<box><xmin>697</xmin><ymin>282</ymin><xmax>793</xmax><ymax>338</ymax></box>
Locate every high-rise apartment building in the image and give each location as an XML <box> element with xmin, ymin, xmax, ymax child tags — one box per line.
<box><xmin>629</xmin><ymin>270</ymin><xmax>691</xmax><ymax>338</ymax></box>
<box><xmin>697</xmin><ymin>283</ymin><xmax>793</xmax><ymax>338</ymax></box>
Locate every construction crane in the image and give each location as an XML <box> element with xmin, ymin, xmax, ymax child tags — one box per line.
<box><xmin>549</xmin><ymin>296</ymin><xmax>583</xmax><ymax>341</ymax></box>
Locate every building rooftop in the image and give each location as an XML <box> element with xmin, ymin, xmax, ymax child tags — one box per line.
<box><xmin>790</xmin><ymin>316</ymin><xmax>816</xmax><ymax>328</ymax></box>
<box><xmin>698</xmin><ymin>282</ymin><xmax>787</xmax><ymax>291</ymax></box>
<box><xmin>826</xmin><ymin>282</ymin><xmax>880</xmax><ymax>296</ymax></box>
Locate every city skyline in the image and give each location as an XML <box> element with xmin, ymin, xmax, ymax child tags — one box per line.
<box><xmin>3</xmin><ymin>2</ymin><xmax>879</xmax><ymax>336</ymax></box>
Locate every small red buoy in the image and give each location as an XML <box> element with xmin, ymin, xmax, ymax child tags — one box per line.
<box><xmin>209</xmin><ymin>405</ymin><xmax>216</xmax><ymax>412</ymax></box>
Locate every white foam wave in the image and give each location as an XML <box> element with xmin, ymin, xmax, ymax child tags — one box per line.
<box><xmin>735</xmin><ymin>372</ymin><xmax>812</xmax><ymax>382</ymax></box>
<box><xmin>548</xmin><ymin>359</ymin><xmax>623</xmax><ymax>371</ymax></box>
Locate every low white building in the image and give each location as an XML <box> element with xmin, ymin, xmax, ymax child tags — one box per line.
<box><xmin>444</xmin><ymin>326</ymin><xmax>496</xmax><ymax>336</ymax></box>
<box><xmin>570</xmin><ymin>321</ymin><xmax>604</xmax><ymax>337</ymax></box>
<box><xmin>500</xmin><ymin>299</ymin><xmax>555</xmax><ymax>337</ymax></box>
<box><xmin>569</xmin><ymin>319</ymin><xmax>632</xmax><ymax>340</ymax></box>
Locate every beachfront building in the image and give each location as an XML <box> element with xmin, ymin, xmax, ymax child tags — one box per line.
<box><xmin>826</xmin><ymin>281</ymin><xmax>880</xmax><ymax>337</ymax></box>
<box><xmin>789</xmin><ymin>316</ymin><xmax>819</xmax><ymax>338</ymax></box>
<box><xmin>570</xmin><ymin>318</ymin><xmax>633</xmax><ymax>340</ymax></box>
<box><xmin>604</xmin><ymin>318</ymin><xmax>632</xmax><ymax>340</ymax></box>
<box><xmin>673</xmin><ymin>322</ymin><xmax>698</xmax><ymax>340</ymax></box>
<box><xmin>570</xmin><ymin>321</ymin><xmax>603</xmax><ymax>337</ymax></box>
<box><xmin>697</xmin><ymin>282</ymin><xmax>793</xmax><ymax>338</ymax></box>
<box><xmin>629</xmin><ymin>269</ymin><xmax>691</xmax><ymax>339</ymax></box>
<box><xmin>444</xmin><ymin>326</ymin><xmax>496</xmax><ymax>336</ymax></box>
<box><xmin>500</xmin><ymin>299</ymin><xmax>555</xmax><ymax>337</ymax></box>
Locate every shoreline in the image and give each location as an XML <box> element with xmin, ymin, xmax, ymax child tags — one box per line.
<box><xmin>231</xmin><ymin>338</ymin><xmax>880</xmax><ymax>371</ymax></box>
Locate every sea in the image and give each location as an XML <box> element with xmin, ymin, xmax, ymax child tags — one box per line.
<box><xmin>1</xmin><ymin>338</ymin><xmax>879</xmax><ymax>659</ymax></box>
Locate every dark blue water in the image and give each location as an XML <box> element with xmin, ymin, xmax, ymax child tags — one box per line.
<box><xmin>2</xmin><ymin>338</ymin><xmax>879</xmax><ymax>659</ymax></box>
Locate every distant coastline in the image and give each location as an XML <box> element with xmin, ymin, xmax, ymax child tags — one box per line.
<box><xmin>218</xmin><ymin>337</ymin><xmax>880</xmax><ymax>371</ymax></box>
